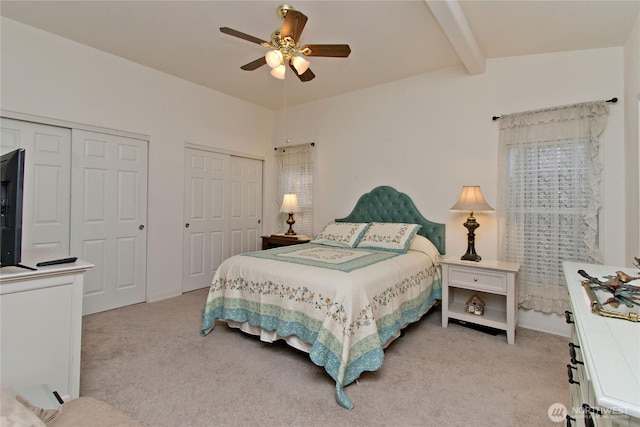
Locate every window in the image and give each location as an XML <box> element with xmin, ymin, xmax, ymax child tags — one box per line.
<box><xmin>276</xmin><ymin>143</ymin><xmax>313</xmax><ymax>236</ymax></box>
<box><xmin>497</xmin><ymin>101</ymin><xmax>608</xmax><ymax>315</ymax></box>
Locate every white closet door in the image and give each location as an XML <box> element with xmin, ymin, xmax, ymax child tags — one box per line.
<box><xmin>182</xmin><ymin>149</ymin><xmax>262</xmax><ymax>292</ymax></box>
<box><xmin>0</xmin><ymin>118</ymin><xmax>71</xmax><ymax>254</ymax></box>
<box><xmin>183</xmin><ymin>148</ymin><xmax>230</xmax><ymax>292</ymax></box>
<box><xmin>229</xmin><ymin>156</ymin><xmax>262</xmax><ymax>256</ymax></box>
<box><xmin>71</xmin><ymin>130</ymin><xmax>148</xmax><ymax>315</ymax></box>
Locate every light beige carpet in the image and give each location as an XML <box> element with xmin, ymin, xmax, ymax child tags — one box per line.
<box><xmin>80</xmin><ymin>288</ymin><xmax>569</xmax><ymax>427</ymax></box>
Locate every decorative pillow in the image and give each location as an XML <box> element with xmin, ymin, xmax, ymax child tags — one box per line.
<box><xmin>356</xmin><ymin>222</ymin><xmax>422</xmax><ymax>253</ymax></box>
<box><xmin>1</xmin><ymin>386</ymin><xmax>49</xmax><ymax>426</ymax></box>
<box><xmin>408</xmin><ymin>234</ymin><xmax>442</xmax><ymax>262</ymax></box>
<box><xmin>312</xmin><ymin>222</ymin><xmax>370</xmax><ymax>248</ymax></box>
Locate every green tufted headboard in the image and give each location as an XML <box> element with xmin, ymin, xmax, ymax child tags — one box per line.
<box><xmin>335</xmin><ymin>186</ymin><xmax>446</xmax><ymax>255</ymax></box>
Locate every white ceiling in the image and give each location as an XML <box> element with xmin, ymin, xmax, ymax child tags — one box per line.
<box><xmin>2</xmin><ymin>0</ymin><xmax>638</xmax><ymax>110</ymax></box>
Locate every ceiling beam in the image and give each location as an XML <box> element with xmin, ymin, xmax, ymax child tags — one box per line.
<box><xmin>424</xmin><ymin>0</ymin><xmax>485</xmax><ymax>75</ymax></box>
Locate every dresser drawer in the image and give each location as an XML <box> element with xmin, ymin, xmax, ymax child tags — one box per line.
<box><xmin>449</xmin><ymin>267</ymin><xmax>507</xmax><ymax>293</ymax></box>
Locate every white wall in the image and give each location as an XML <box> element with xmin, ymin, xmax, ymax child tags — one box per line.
<box><xmin>624</xmin><ymin>13</ymin><xmax>640</xmax><ymax>261</ymax></box>
<box><xmin>1</xmin><ymin>18</ymin><xmax>275</xmax><ymax>302</ymax></box>
<box><xmin>273</xmin><ymin>48</ymin><xmax>626</xmax><ymax>266</ymax></box>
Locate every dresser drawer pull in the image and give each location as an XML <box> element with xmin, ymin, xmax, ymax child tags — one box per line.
<box><xmin>582</xmin><ymin>404</ymin><xmax>602</xmax><ymax>427</ymax></box>
<box><xmin>567</xmin><ymin>364</ymin><xmax>580</xmax><ymax>385</ymax></box>
<box><xmin>584</xmin><ymin>411</ymin><xmax>594</xmax><ymax>427</ymax></box>
<box><xmin>564</xmin><ymin>310</ymin><xmax>574</xmax><ymax>324</ymax></box>
<box><xmin>569</xmin><ymin>343</ymin><xmax>584</xmax><ymax>365</ymax></box>
<box><xmin>565</xmin><ymin>414</ymin><xmax>576</xmax><ymax>426</ymax></box>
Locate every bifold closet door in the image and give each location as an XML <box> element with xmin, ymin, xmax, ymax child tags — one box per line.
<box><xmin>183</xmin><ymin>149</ymin><xmax>230</xmax><ymax>292</ymax></box>
<box><xmin>71</xmin><ymin>130</ymin><xmax>148</xmax><ymax>315</ymax></box>
<box><xmin>0</xmin><ymin>118</ymin><xmax>71</xmax><ymax>254</ymax></box>
<box><xmin>229</xmin><ymin>156</ymin><xmax>262</xmax><ymax>256</ymax></box>
<box><xmin>182</xmin><ymin>148</ymin><xmax>262</xmax><ymax>292</ymax></box>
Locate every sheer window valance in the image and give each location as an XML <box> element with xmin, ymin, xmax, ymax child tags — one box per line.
<box><xmin>497</xmin><ymin>101</ymin><xmax>608</xmax><ymax>315</ymax></box>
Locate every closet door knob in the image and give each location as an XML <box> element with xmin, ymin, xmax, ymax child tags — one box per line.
<box><xmin>139</xmin><ymin>225</ymin><xmax>145</xmax><ymax>230</ymax></box>
<box><xmin>185</xmin><ymin>223</ymin><xmax>190</xmax><ymax>228</ymax></box>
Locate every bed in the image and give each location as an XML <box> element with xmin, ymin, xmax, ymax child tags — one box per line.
<box><xmin>200</xmin><ymin>186</ymin><xmax>445</xmax><ymax>409</ymax></box>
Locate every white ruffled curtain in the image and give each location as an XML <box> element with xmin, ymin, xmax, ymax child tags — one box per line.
<box><xmin>497</xmin><ymin>101</ymin><xmax>608</xmax><ymax>315</ymax></box>
<box><xmin>276</xmin><ymin>143</ymin><xmax>314</xmax><ymax>236</ymax></box>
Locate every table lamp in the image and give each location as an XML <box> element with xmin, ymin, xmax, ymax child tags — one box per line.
<box><xmin>280</xmin><ymin>193</ymin><xmax>300</xmax><ymax>235</ymax></box>
<box><xmin>450</xmin><ymin>186</ymin><xmax>494</xmax><ymax>261</ymax></box>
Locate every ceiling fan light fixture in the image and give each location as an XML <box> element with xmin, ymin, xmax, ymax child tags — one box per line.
<box><xmin>271</xmin><ymin>64</ymin><xmax>286</xmax><ymax>79</ymax></box>
<box><xmin>291</xmin><ymin>55</ymin><xmax>310</xmax><ymax>75</ymax></box>
<box><xmin>265</xmin><ymin>49</ymin><xmax>283</xmax><ymax>68</ymax></box>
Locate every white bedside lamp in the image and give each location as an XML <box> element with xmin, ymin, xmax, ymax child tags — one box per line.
<box><xmin>280</xmin><ymin>193</ymin><xmax>300</xmax><ymax>235</ymax></box>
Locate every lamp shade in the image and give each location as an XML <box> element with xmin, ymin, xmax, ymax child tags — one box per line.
<box><xmin>280</xmin><ymin>193</ymin><xmax>300</xmax><ymax>213</ymax></box>
<box><xmin>291</xmin><ymin>56</ymin><xmax>310</xmax><ymax>75</ymax></box>
<box><xmin>450</xmin><ymin>186</ymin><xmax>494</xmax><ymax>213</ymax></box>
<box><xmin>270</xmin><ymin>64</ymin><xmax>286</xmax><ymax>80</ymax></box>
<box><xmin>265</xmin><ymin>49</ymin><xmax>283</xmax><ymax>68</ymax></box>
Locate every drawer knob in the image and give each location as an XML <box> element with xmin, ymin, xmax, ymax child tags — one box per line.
<box><xmin>473</xmin><ymin>277</ymin><xmax>478</xmax><ymax>282</ymax></box>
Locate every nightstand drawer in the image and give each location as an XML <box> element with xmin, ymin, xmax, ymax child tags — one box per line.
<box><xmin>449</xmin><ymin>267</ymin><xmax>507</xmax><ymax>293</ymax></box>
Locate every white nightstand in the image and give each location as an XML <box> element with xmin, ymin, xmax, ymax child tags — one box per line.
<box><xmin>440</xmin><ymin>257</ymin><xmax>520</xmax><ymax>344</ymax></box>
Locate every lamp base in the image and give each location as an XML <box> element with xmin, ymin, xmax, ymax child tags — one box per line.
<box><xmin>461</xmin><ymin>253</ymin><xmax>482</xmax><ymax>262</ymax></box>
<box><xmin>461</xmin><ymin>213</ymin><xmax>481</xmax><ymax>262</ymax></box>
<box><xmin>284</xmin><ymin>213</ymin><xmax>296</xmax><ymax>235</ymax></box>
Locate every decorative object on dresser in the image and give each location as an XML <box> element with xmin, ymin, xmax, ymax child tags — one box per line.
<box><xmin>563</xmin><ymin>262</ymin><xmax>639</xmax><ymax>427</ymax></box>
<box><xmin>466</xmin><ymin>295</ymin><xmax>485</xmax><ymax>316</ymax></box>
<box><xmin>450</xmin><ymin>185</ymin><xmax>494</xmax><ymax>261</ymax></box>
<box><xmin>261</xmin><ymin>234</ymin><xmax>310</xmax><ymax>250</ymax></box>
<box><xmin>577</xmin><ymin>268</ymin><xmax>640</xmax><ymax>322</ymax></box>
<box><xmin>440</xmin><ymin>257</ymin><xmax>520</xmax><ymax>344</ymax></box>
<box><xmin>280</xmin><ymin>193</ymin><xmax>300</xmax><ymax>235</ymax></box>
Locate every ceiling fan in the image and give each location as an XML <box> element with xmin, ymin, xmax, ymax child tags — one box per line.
<box><xmin>220</xmin><ymin>4</ymin><xmax>351</xmax><ymax>82</ymax></box>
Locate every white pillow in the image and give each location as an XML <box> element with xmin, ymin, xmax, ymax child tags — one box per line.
<box><xmin>408</xmin><ymin>234</ymin><xmax>442</xmax><ymax>262</ymax></box>
<box><xmin>356</xmin><ymin>222</ymin><xmax>422</xmax><ymax>253</ymax></box>
<box><xmin>312</xmin><ymin>222</ymin><xmax>370</xmax><ymax>248</ymax></box>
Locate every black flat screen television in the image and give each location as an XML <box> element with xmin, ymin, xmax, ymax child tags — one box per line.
<box><xmin>1</xmin><ymin>148</ymin><xmax>26</xmax><ymax>267</ymax></box>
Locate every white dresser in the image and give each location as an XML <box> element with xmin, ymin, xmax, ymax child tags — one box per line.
<box><xmin>0</xmin><ymin>248</ymin><xmax>93</xmax><ymax>401</ymax></box>
<box><xmin>563</xmin><ymin>262</ymin><xmax>640</xmax><ymax>427</ymax></box>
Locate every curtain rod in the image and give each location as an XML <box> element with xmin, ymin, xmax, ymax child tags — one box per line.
<box><xmin>491</xmin><ymin>97</ymin><xmax>618</xmax><ymax>121</ymax></box>
<box><xmin>274</xmin><ymin>142</ymin><xmax>315</xmax><ymax>151</ymax></box>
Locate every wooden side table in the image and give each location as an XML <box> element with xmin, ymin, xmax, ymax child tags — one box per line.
<box><xmin>261</xmin><ymin>234</ymin><xmax>310</xmax><ymax>250</ymax></box>
<box><xmin>440</xmin><ymin>257</ymin><xmax>520</xmax><ymax>344</ymax></box>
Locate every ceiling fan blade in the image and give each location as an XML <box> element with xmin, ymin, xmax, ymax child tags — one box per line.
<box><xmin>281</xmin><ymin>10</ymin><xmax>308</xmax><ymax>44</ymax></box>
<box><xmin>297</xmin><ymin>68</ymin><xmax>315</xmax><ymax>82</ymax></box>
<box><xmin>241</xmin><ymin>57</ymin><xmax>267</xmax><ymax>71</ymax></box>
<box><xmin>288</xmin><ymin>61</ymin><xmax>315</xmax><ymax>82</ymax></box>
<box><xmin>301</xmin><ymin>44</ymin><xmax>351</xmax><ymax>57</ymax></box>
<box><xmin>220</xmin><ymin>27</ymin><xmax>268</xmax><ymax>45</ymax></box>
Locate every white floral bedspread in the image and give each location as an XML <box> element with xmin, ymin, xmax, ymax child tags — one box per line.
<box><xmin>201</xmin><ymin>245</ymin><xmax>441</xmax><ymax>409</ymax></box>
